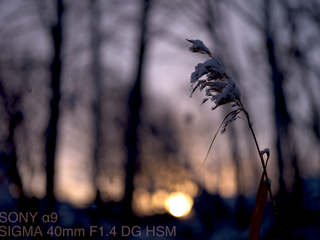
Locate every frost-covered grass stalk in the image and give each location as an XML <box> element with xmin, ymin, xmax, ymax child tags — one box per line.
<box><xmin>186</xmin><ymin>39</ymin><xmax>282</xmax><ymax>237</ymax></box>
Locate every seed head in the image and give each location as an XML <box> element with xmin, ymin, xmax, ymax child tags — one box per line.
<box><xmin>187</xmin><ymin>39</ymin><xmax>241</xmax><ymax>110</ymax></box>
<box><xmin>187</xmin><ymin>39</ymin><xmax>212</xmax><ymax>57</ymax></box>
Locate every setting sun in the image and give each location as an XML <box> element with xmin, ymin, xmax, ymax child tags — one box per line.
<box><xmin>166</xmin><ymin>192</ymin><xmax>193</xmax><ymax>217</ymax></box>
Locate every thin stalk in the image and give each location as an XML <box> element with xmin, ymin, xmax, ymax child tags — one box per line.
<box><xmin>239</xmin><ymin>101</ymin><xmax>284</xmax><ymax>240</ymax></box>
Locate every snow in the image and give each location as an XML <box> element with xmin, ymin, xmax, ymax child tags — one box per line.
<box><xmin>260</xmin><ymin>148</ymin><xmax>270</xmax><ymax>155</ymax></box>
<box><xmin>263</xmin><ymin>178</ymin><xmax>272</xmax><ymax>184</ymax></box>
<box><xmin>260</xmin><ymin>148</ymin><xmax>270</xmax><ymax>164</ymax></box>
<box><xmin>186</xmin><ymin>39</ymin><xmax>212</xmax><ymax>57</ymax></box>
<box><xmin>188</xmin><ymin>39</ymin><xmax>242</xmax><ymax>134</ymax></box>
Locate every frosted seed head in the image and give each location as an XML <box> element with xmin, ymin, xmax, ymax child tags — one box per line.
<box><xmin>186</xmin><ymin>39</ymin><xmax>212</xmax><ymax>58</ymax></box>
<box><xmin>187</xmin><ymin>39</ymin><xmax>241</xmax><ymax>110</ymax></box>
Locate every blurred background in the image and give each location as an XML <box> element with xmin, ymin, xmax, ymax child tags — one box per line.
<box><xmin>0</xmin><ymin>0</ymin><xmax>320</xmax><ymax>239</ymax></box>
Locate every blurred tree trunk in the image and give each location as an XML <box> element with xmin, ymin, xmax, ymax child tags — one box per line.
<box><xmin>280</xmin><ymin>0</ymin><xmax>311</xmax><ymax>222</ymax></box>
<box><xmin>45</xmin><ymin>0</ymin><xmax>63</xmax><ymax>213</ymax></box>
<box><xmin>264</xmin><ymin>0</ymin><xmax>290</xmax><ymax>201</ymax></box>
<box><xmin>204</xmin><ymin>0</ymin><xmax>244</xmax><ymax>196</ymax></box>
<box><xmin>0</xmin><ymin>82</ymin><xmax>23</xmax><ymax>196</ymax></box>
<box><xmin>124</xmin><ymin>0</ymin><xmax>151</xmax><ymax>224</ymax></box>
<box><xmin>90</xmin><ymin>0</ymin><xmax>103</xmax><ymax>207</ymax></box>
<box><xmin>203</xmin><ymin>0</ymin><xmax>251</xmax><ymax>227</ymax></box>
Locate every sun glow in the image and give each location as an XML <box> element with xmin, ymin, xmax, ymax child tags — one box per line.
<box><xmin>165</xmin><ymin>192</ymin><xmax>193</xmax><ymax>217</ymax></box>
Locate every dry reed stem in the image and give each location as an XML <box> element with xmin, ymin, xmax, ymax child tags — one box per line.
<box><xmin>248</xmin><ymin>172</ymin><xmax>268</xmax><ymax>240</ymax></box>
<box><xmin>186</xmin><ymin>39</ymin><xmax>284</xmax><ymax>239</ymax></box>
<box><xmin>241</xmin><ymin>102</ymin><xmax>284</xmax><ymax>240</ymax></box>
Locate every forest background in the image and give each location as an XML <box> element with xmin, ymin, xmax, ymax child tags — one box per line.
<box><xmin>0</xmin><ymin>0</ymin><xmax>320</xmax><ymax>239</ymax></box>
